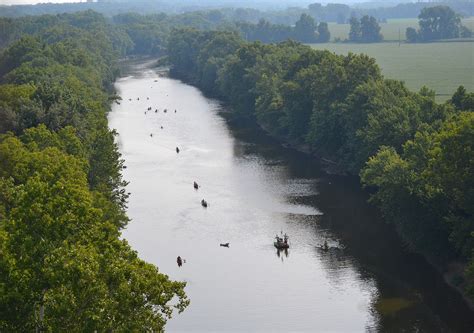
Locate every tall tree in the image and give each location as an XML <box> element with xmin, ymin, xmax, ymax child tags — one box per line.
<box><xmin>348</xmin><ymin>16</ymin><xmax>361</xmax><ymax>42</ymax></box>
<box><xmin>349</xmin><ymin>15</ymin><xmax>382</xmax><ymax>42</ymax></box>
<box><xmin>294</xmin><ymin>14</ymin><xmax>317</xmax><ymax>43</ymax></box>
<box><xmin>317</xmin><ymin>22</ymin><xmax>330</xmax><ymax>42</ymax></box>
<box><xmin>419</xmin><ymin>6</ymin><xmax>462</xmax><ymax>40</ymax></box>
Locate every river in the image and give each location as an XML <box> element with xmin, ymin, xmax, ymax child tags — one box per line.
<box><xmin>109</xmin><ymin>60</ymin><xmax>473</xmax><ymax>332</ymax></box>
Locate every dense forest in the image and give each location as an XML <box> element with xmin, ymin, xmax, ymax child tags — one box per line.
<box><xmin>0</xmin><ymin>11</ymin><xmax>188</xmax><ymax>331</ymax></box>
<box><xmin>0</xmin><ymin>7</ymin><xmax>473</xmax><ymax>329</ymax></box>
<box><xmin>0</xmin><ymin>10</ymin><xmax>328</xmax><ymax>54</ymax></box>
<box><xmin>1</xmin><ymin>0</ymin><xmax>473</xmax><ymax>23</ymax></box>
<box><xmin>166</xmin><ymin>28</ymin><xmax>474</xmax><ymax>300</ymax></box>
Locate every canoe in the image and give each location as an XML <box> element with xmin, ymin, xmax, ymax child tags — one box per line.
<box><xmin>274</xmin><ymin>241</ymin><xmax>289</xmax><ymax>249</ymax></box>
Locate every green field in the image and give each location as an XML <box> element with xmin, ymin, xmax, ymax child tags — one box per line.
<box><xmin>310</xmin><ymin>41</ymin><xmax>474</xmax><ymax>101</ymax></box>
<box><xmin>328</xmin><ymin>17</ymin><xmax>474</xmax><ymax>41</ymax></box>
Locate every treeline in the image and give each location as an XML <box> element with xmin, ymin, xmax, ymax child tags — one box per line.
<box><xmin>0</xmin><ymin>10</ymin><xmax>328</xmax><ymax>55</ymax></box>
<box><xmin>167</xmin><ymin>29</ymin><xmax>474</xmax><ymax>299</ymax></box>
<box><xmin>1</xmin><ymin>0</ymin><xmax>474</xmax><ymax>24</ymax></box>
<box><xmin>406</xmin><ymin>6</ymin><xmax>472</xmax><ymax>42</ymax></box>
<box><xmin>348</xmin><ymin>15</ymin><xmax>383</xmax><ymax>43</ymax></box>
<box><xmin>0</xmin><ymin>11</ymin><xmax>188</xmax><ymax>330</ymax></box>
<box><xmin>237</xmin><ymin>14</ymin><xmax>330</xmax><ymax>43</ymax></box>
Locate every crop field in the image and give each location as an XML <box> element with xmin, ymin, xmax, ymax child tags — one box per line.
<box><xmin>327</xmin><ymin>17</ymin><xmax>474</xmax><ymax>41</ymax></box>
<box><xmin>310</xmin><ymin>41</ymin><xmax>474</xmax><ymax>101</ymax></box>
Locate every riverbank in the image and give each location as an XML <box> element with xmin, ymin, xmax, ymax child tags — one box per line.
<box><xmin>111</xmin><ymin>59</ymin><xmax>473</xmax><ymax>330</ymax></box>
<box><xmin>169</xmin><ymin>68</ymin><xmax>474</xmax><ymax>311</ymax></box>
<box><xmin>165</xmin><ymin>30</ymin><xmax>474</xmax><ymax>314</ymax></box>
<box><xmin>162</xmin><ymin>60</ymin><xmax>474</xmax><ymax>312</ymax></box>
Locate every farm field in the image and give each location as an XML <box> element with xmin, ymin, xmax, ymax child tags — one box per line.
<box><xmin>310</xmin><ymin>41</ymin><xmax>474</xmax><ymax>101</ymax></box>
<box><xmin>327</xmin><ymin>17</ymin><xmax>474</xmax><ymax>41</ymax></box>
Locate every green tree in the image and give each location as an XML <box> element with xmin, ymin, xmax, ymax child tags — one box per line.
<box><xmin>0</xmin><ymin>134</ymin><xmax>189</xmax><ymax>331</ymax></box>
<box><xmin>405</xmin><ymin>27</ymin><xmax>418</xmax><ymax>42</ymax></box>
<box><xmin>348</xmin><ymin>16</ymin><xmax>361</xmax><ymax>42</ymax></box>
<box><xmin>317</xmin><ymin>22</ymin><xmax>330</xmax><ymax>42</ymax></box>
<box><xmin>418</xmin><ymin>6</ymin><xmax>463</xmax><ymax>41</ymax></box>
<box><xmin>349</xmin><ymin>15</ymin><xmax>382</xmax><ymax>42</ymax></box>
<box><xmin>294</xmin><ymin>14</ymin><xmax>318</xmax><ymax>43</ymax></box>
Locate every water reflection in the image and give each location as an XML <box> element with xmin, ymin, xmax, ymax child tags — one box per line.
<box><xmin>276</xmin><ymin>248</ymin><xmax>289</xmax><ymax>261</ymax></box>
<box><xmin>110</xmin><ymin>61</ymin><xmax>474</xmax><ymax>332</ymax></box>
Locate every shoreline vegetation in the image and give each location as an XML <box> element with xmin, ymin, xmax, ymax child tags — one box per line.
<box><xmin>0</xmin><ymin>6</ymin><xmax>472</xmax><ymax>329</ymax></box>
<box><xmin>0</xmin><ymin>12</ymin><xmax>188</xmax><ymax>331</ymax></box>
<box><xmin>165</xmin><ymin>29</ymin><xmax>474</xmax><ymax>307</ymax></box>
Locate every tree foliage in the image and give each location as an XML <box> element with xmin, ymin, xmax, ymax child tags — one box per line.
<box><xmin>0</xmin><ymin>11</ymin><xmax>188</xmax><ymax>330</ymax></box>
<box><xmin>167</xmin><ymin>28</ymin><xmax>474</xmax><ymax>299</ymax></box>
<box><xmin>405</xmin><ymin>5</ymin><xmax>472</xmax><ymax>42</ymax></box>
<box><xmin>348</xmin><ymin>15</ymin><xmax>383</xmax><ymax>42</ymax></box>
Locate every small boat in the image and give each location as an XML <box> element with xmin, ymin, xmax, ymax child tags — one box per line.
<box><xmin>274</xmin><ymin>234</ymin><xmax>289</xmax><ymax>249</ymax></box>
<box><xmin>176</xmin><ymin>147</ymin><xmax>180</xmax><ymax>153</ymax></box>
<box><xmin>220</xmin><ymin>243</ymin><xmax>230</xmax><ymax>247</ymax></box>
<box><xmin>320</xmin><ymin>240</ymin><xmax>329</xmax><ymax>251</ymax></box>
<box><xmin>193</xmin><ymin>181</ymin><xmax>199</xmax><ymax>189</ymax></box>
<box><xmin>201</xmin><ymin>199</ymin><xmax>208</xmax><ymax>208</ymax></box>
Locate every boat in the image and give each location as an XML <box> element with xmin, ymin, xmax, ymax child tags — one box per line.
<box><xmin>201</xmin><ymin>199</ymin><xmax>208</xmax><ymax>208</ymax></box>
<box><xmin>274</xmin><ymin>234</ymin><xmax>289</xmax><ymax>249</ymax></box>
<box><xmin>193</xmin><ymin>181</ymin><xmax>199</xmax><ymax>189</ymax></box>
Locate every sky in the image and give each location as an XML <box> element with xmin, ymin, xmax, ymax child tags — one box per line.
<box><xmin>1</xmin><ymin>0</ymin><xmax>83</xmax><ymax>4</ymax></box>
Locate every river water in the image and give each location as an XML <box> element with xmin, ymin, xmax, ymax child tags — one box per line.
<box><xmin>109</xmin><ymin>61</ymin><xmax>473</xmax><ymax>332</ymax></box>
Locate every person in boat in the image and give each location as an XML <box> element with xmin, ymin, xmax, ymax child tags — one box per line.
<box><xmin>177</xmin><ymin>256</ymin><xmax>183</xmax><ymax>267</ymax></box>
<box><xmin>321</xmin><ymin>240</ymin><xmax>329</xmax><ymax>251</ymax></box>
<box><xmin>201</xmin><ymin>199</ymin><xmax>208</xmax><ymax>207</ymax></box>
<box><xmin>194</xmin><ymin>181</ymin><xmax>199</xmax><ymax>189</ymax></box>
<box><xmin>176</xmin><ymin>147</ymin><xmax>180</xmax><ymax>153</ymax></box>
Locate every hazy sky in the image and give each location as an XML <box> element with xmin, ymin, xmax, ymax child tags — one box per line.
<box><xmin>1</xmin><ymin>0</ymin><xmax>82</xmax><ymax>4</ymax></box>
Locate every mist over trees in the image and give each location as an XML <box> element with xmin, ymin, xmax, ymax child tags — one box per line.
<box><xmin>238</xmin><ymin>14</ymin><xmax>330</xmax><ymax>43</ymax></box>
<box><xmin>1</xmin><ymin>0</ymin><xmax>474</xmax><ymax>25</ymax></box>
<box><xmin>406</xmin><ymin>5</ymin><xmax>472</xmax><ymax>42</ymax></box>
<box><xmin>0</xmin><ymin>4</ymin><xmax>473</xmax><ymax>329</ymax></box>
<box><xmin>348</xmin><ymin>15</ymin><xmax>383</xmax><ymax>42</ymax></box>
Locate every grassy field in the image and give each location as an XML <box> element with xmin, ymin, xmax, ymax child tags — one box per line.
<box><xmin>327</xmin><ymin>17</ymin><xmax>474</xmax><ymax>41</ymax></box>
<box><xmin>309</xmin><ymin>41</ymin><xmax>474</xmax><ymax>101</ymax></box>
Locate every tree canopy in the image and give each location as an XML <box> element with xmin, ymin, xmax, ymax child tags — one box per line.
<box><xmin>406</xmin><ymin>5</ymin><xmax>472</xmax><ymax>42</ymax></box>
<box><xmin>0</xmin><ymin>11</ymin><xmax>188</xmax><ymax>330</ymax></box>
<box><xmin>348</xmin><ymin>15</ymin><xmax>383</xmax><ymax>43</ymax></box>
<box><xmin>167</xmin><ymin>28</ymin><xmax>474</xmax><ymax>300</ymax></box>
